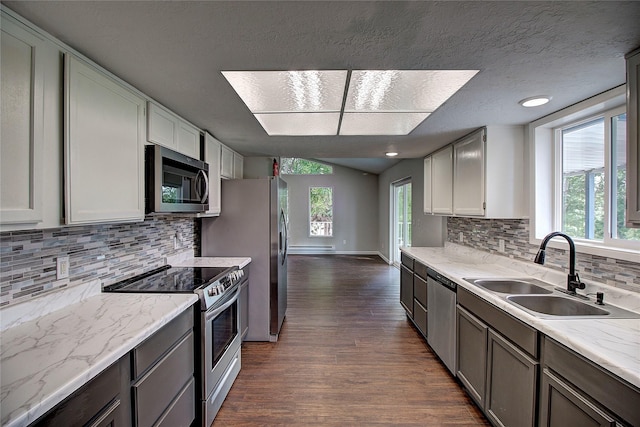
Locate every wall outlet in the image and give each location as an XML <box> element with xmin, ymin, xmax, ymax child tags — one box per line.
<box><xmin>498</xmin><ymin>239</ymin><xmax>505</xmax><ymax>253</ymax></box>
<box><xmin>57</xmin><ymin>256</ymin><xmax>69</xmax><ymax>280</ymax></box>
<box><xmin>459</xmin><ymin>232</ymin><xmax>464</xmax><ymax>243</ymax></box>
<box><xmin>343</xmin><ymin>239</ymin><xmax>347</xmax><ymax>245</ymax></box>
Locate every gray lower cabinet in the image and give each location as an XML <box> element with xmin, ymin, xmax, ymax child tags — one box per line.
<box><xmin>540</xmin><ymin>337</ymin><xmax>640</xmax><ymax>427</ymax></box>
<box><xmin>456</xmin><ymin>305</ymin><xmax>488</xmax><ymax>408</ymax></box>
<box><xmin>400</xmin><ymin>264</ymin><xmax>414</xmax><ymax>317</ymax></box>
<box><xmin>131</xmin><ymin>306</ymin><xmax>195</xmax><ymax>427</ymax></box>
<box><xmin>457</xmin><ymin>288</ymin><xmax>539</xmax><ymax>427</ymax></box>
<box><xmin>31</xmin><ymin>357</ymin><xmax>130</xmax><ymax>427</ymax></box>
<box><xmin>539</xmin><ymin>369</ymin><xmax>616</xmax><ymax>427</ymax></box>
<box><xmin>485</xmin><ymin>330</ymin><xmax>538</xmax><ymax>427</ymax></box>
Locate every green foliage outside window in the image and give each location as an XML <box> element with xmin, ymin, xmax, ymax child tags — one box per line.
<box><xmin>309</xmin><ymin>187</ymin><xmax>333</xmax><ymax>237</ymax></box>
<box><xmin>281</xmin><ymin>158</ymin><xmax>333</xmax><ymax>175</ymax></box>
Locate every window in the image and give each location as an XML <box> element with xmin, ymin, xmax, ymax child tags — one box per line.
<box><xmin>281</xmin><ymin>158</ymin><xmax>333</xmax><ymax>175</ymax></box>
<box><xmin>309</xmin><ymin>187</ymin><xmax>333</xmax><ymax>237</ymax></box>
<box><xmin>555</xmin><ymin>107</ymin><xmax>639</xmax><ymax>247</ymax></box>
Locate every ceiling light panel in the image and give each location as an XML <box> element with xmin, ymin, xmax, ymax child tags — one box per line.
<box><xmin>340</xmin><ymin>112</ymin><xmax>430</xmax><ymax>135</ymax></box>
<box><xmin>222</xmin><ymin>70</ymin><xmax>347</xmax><ymax>113</ymax></box>
<box><xmin>345</xmin><ymin>70</ymin><xmax>479</xmax><ymax>112</ymax></box>
<box><xmin>255</xmin><ymin>113</ymin><xmax>340</xmax><ymax>136</ymax></box>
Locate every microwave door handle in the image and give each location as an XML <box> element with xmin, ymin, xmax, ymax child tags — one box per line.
<box><xmin>200</xmin><ymin>170</ymin><xmax>209</xmax><ymax>204</ymax></box>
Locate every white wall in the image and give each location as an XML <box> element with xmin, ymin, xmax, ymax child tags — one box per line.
<box><xmin>378</xmin><ymin>159</ymin><xmax>446</xmax><ymax>262</ymax></box>
<box><xmin>244</xmin><ymin>157</ymin><xmax>379</xmax><ymax>253</ymax></box>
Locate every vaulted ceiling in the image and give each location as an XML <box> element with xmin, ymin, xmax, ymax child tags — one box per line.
<box><xmin>4</xmin><ymin>1</ymin><xmax>640</xmax><ymax>173</ymax></box>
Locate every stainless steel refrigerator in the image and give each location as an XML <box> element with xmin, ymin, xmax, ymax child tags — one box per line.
<box><xmin>201</xmin><ymin>177</ymin><xmax>288</xmax><ymax>341</ymax></box>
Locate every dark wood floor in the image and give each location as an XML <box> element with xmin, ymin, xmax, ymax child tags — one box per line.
<box><xmin>213</xmin><ymin>255</ymin><xmax>490</xmax><ymax>426</ymax></box>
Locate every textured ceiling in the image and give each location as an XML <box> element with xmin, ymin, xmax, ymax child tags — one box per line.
<box><xmin>3</xmin><ymin>1</ymin><xmax>640</xmax><ymax>174</ymax></box>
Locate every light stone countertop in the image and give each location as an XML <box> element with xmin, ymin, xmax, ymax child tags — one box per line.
<box><xmin>401</xmin><ymin>244</ymin><xmax>640</xmax><ymax>389</ymax></box>
<box><xmin>0</xmin><ymin>289</ymin><xmax>197</xmax><ymax>427</ymax></box>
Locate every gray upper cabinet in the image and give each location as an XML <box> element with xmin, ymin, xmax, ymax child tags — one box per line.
<box><xmin>430</xmin><ymin>145</ymin><xmax>454</xmax><ymax>215</ymax></box>
<box><xmin>1</xmin><ymin>14</ymin><xmax>45</xmax><ymax>225</ymax></box>
<box><xmin>65</xmin><ymin>55</ymin><xmax>146</xmax><ymax>224</ymax></box>
<box><xmin>200</xmin><ymin>132</ymin><xmax>222</xmax><ymax>216</ymax></box>
<box><xmin>626</xmin><ymin>47</ymin><xmax>640</xmax><ymax>227</ymax></box>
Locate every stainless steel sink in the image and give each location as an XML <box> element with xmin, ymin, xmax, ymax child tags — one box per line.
<box><xmin>507</xmin><ymin>295</ymin><xmax>609</xmax><ymax>316</ymax></box>
<box><xmin>465</xmin><ymin>278</ymin><xmax>553</xmax><ymax>294</ymax></box>
<box><xmin>506</xmin><ymin>295</ymin><xmax>640</xmax><ymax>319</ymax></box>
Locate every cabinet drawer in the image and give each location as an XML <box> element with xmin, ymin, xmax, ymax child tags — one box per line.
<box><xmin>133</xmin><ymin>331</ymin><xmax>195</xmax><ymax>427</ymax></box>
<box><xmin>414</xmin><ymin>261</ymin><xmax>428</xmax><ymax>280</ymax></box>
<box><xmin>414</xmin><ymin>274</ymin><xmax>427</xmax><ymax>308</ymax></box>
<box><xmin>32</xmin><ymin>357</ymin><xmax>128</xmax><ymax>427</ymax></box>
<box><xmin>133</xmin><ymin>306</ymin><xmax>194</xmax><ymax>379</ymax></box>
<box><xmin>543</xmin><ymin>337</ymin><xmax>640</xmax><ymax>427</ymax></box>
<box><xmin>413</xmin><ymin>299</ymin><xmax>427</xmax><ymax>337</ymax></box>
<box><xmin>458</xmin><ymin>287</ymin><xmax>538</xmax><ymax>358</ymax></box>
<box><xmin>155</xmin><ymin>377</ymin><xmax>196</xmax><ymax>427</ymax></box>
<box><xmin>400</xmin><ymin>252</ymin><xmax>414</xmax><ymax>270</ymax></box>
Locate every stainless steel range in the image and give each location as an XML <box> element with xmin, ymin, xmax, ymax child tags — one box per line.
<box><xmin>103</xmin><ymin>265</ymin><xmax>244</xmax><ymax>426</ymax></box>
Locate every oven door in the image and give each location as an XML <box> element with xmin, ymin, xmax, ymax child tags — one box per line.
<box><xmin>203</xmin><ymin>285</ymin><xmax>241</xmax><ymax>399</ymax></box>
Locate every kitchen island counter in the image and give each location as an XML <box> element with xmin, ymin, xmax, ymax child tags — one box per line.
<box><xmin>0</xmin><ymin>285</ymin><xmax>197</xmax><ymax>427</ymax></box>
<box><xmin>401</xmin><ymin>243</ymin><xmax>640</xmax><ymax>389</ymax></box>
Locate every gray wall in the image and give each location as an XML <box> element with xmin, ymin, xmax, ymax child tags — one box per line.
<box><xmin>244</xmin><ymin>157</ymin><xmax>379</xmax><ymax>253</ymax></box>
<box><xmin>378</xmin><ymin>159</ymin><xmax>446</xmax><ymax>262</ymax></box>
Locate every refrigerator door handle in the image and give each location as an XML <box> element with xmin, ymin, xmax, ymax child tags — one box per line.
<box><xmin>280</xmin><ymin>209</ymin><xmax>288</xmax><ymax>264</ymax></box>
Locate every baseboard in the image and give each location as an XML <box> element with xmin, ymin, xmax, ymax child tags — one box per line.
<box><xmin>287</xmin><ymin>249</ymin><xmax>381</xmax><ymax>256</ymax></box>
<box><xmin>377</xmin><ymin>251</ymin><xmax>392</xmax><ymax>265</ymax></box>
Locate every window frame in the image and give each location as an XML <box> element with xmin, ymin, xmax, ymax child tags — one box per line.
<box><xmin>308</xmin><ymin>186</ymin><xmax>334</xmax><ymax>238</ymax></box>
<box><xmin>552</xmin><ymin>105</ymin><xmax>637</xmax><ymax>250</ymax></box>
<box><xmin>529</xmin><ymin>85</ymin><xmax>639</xmax><ymax>261</ymax></box>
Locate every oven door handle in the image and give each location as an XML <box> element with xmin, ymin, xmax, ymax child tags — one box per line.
<box><xmin>205</xmin><ymin>286</ymin><xmax>240</xmax><ymax>321</ymax></box>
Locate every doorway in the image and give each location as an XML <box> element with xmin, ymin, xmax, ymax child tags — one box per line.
<box><xmin>392</xmin><ymin>179</ymin><xmax>412</xmax><ymax>266</ymax></box>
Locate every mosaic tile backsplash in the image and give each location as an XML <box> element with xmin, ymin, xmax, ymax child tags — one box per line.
<box><xmin>446</xmin><ymin>217</ymin><xmax>640</xmax><ymax>292</ymax></box>
<box><xmin>0</xmin><ymin>215</ymin><xmax>200</xmax><ymax>307</ymax></box>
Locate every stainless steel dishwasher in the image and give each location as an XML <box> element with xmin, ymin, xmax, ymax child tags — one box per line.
<box><xmin>426</xmin><ymin>267</ymin><xmax>457</xmax><ymax>375</ymax></box>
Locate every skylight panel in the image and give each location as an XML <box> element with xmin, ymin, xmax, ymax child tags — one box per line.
<box><xmin>255</xmin><ymin>112</ymin><xmax>340</xmax><ymax>136</ymax></box>
<box><xmin>339</xmin><ymin>112</ymin><xmax>430</xmax><ymax>135</ymax></box>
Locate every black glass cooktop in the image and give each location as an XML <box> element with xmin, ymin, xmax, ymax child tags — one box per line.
<box><xmin>103</xmin><ymin>265</ymin><xmax>232</xmax><ymax>293</ymax></box>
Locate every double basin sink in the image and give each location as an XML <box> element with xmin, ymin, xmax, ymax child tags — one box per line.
<box><xmin>464</xmin><ymin>278</ymin><xmax>640</xmax><ymax>319</ymax></box>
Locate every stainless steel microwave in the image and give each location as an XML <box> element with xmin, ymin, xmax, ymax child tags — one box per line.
<box><xmin>145</xmin><ymin>145</ymin><xmax>209</xmax><ymax>213</ymax></box>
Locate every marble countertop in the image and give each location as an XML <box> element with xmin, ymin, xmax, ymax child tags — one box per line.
<box><xmin>0</xmin><ymin>253</ymin><xmax>250</xmax><ymax>427</ymax></box>
<box><xmin>401</xmin><ymin>244</ymin><xmax>640</xmax><ymax>389</ymax></box>
<box><xmin>0</xmin><ymin>287</ymin><xmax>197</xmax><ymax>427</ymax></box>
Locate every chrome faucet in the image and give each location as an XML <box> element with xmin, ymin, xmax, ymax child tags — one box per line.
<box><xmin>534</xmin><ymin>232</ymin><xmax>585</xmax><ymax>295</ymax></box>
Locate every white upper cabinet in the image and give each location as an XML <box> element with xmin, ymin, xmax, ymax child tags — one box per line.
<box><xmin>453</xmin><ymin>126</ymin><xmax>525</xmax><ymax>218</ymax></box>
<box><xmin>147</xmin><ymin>101</ymin><xmax>200</xmax><ymax>158</ymax></box>
<box><xmin>431</xmin><ymin>145</ymin><xmax>454</xmax><ymax>215</ymax></box>
<box><xmin>177</xmin><ymin>121</ymin><xmax>200</xmax><ymax>159</ymax></box>
<box><xmin>201</xmin><ymin>132</ymin><xmax>222</xmax><ymax>216</ymax></box>
<box><xmin>453</xmin><ymin>129</ymin><xmax>486</xmax><ymax>216</ymax></box>
<box><xmin>626</xmin><ymin>47</ymin><xmax>640</xmax><ymax>227</ymax></box>
<box><xmin>233</xmin><ymin>152</ymin><xmax>244</xmax><ymax>179</ymax></box>
<box><xmin>1</xmin><ymin>15</ymin><xmax>44</xmax><ymax>225</ymax></box>
<box><xmin>65</xmin><ymin>55</ymin><xmax>145</xmax><ymax>224</ymax></box>
<box><xmin>423</xmin><ymin>156</ymin><xmax>432</xmax><ymax>214</ymax></box>
<box><xmin>220</xmin><ymin>144</ymin><xmax>234</xmax><ymax>179</ymax></box>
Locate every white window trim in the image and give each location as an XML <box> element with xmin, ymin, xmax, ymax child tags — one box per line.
<box><xmin>528</xmin><ymin>85</ymin><xmax>640</xmax><ymax>262</ymax></box>
<box><xmin>308</xmin><ymin>186</ymin><xmax>334</xmax><ymax>238</ymax></box>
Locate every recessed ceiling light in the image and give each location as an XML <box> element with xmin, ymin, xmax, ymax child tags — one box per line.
<box><xmin>519</xmin><ymin>96</ymin><xmax>551</xmax><ymax>107</ymax></box>
<box><xmin>386</xmin><ymin>152</ymin><xmax>399</xmax><ymax>157</ymax></box>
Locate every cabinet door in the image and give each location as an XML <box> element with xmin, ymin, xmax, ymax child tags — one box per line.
<box><xmin>147</xmin><ymin>102</ymin><xmax>177</xmax><ymax>150</ymax></box>
<box><xmin>456</xmin><ymin>305</ymin><xmax>488</xmax><ymax>409</ymax></box>
<box><xmin>540</xmin><ymin>369</ymin><xmax>616</xmax><ymax>427</ymax></box>
<box><xmin>1</xmin><ymin>16</ymin><xmax>44</xmax><ymax>224</ymax></box>
<box><xmin>177</xmin><ymin>121</ymin><xmax>200</xmax><ymax>159</ymax></box>
<box><xmin>400</xmin><ymin>265</ymin><xmax>414</xmax><ymax>316</ymax></box>
<box><xmin>431</xmin><ymin>146</ymin><xmax>453</xmax><ymax>214</ymax></box>
<box><xmin>233</xmin><ymin>152</ymin><xmax>244</xmax><ymax>179</ymax></box>
<box><xmin>220</xmin><ymin>144</ymin><xmax>234</xmax><ymax>179</ymax></box>
<box><xmin>626</xmin><ymin>48</ymin><xmax>640</xmax><ymax>226</ymax></box>
<box><xmin>454</xmin><ymin>128</ymin><xmax>485</xmax><ymax>216</ymax></box>
<box><xmin>202</xmin><ymin>132</ymin><xmax>221</xmax><ymax>215</ymax></box>
<box><xmin>423</xmin><ymin>156</ymin><xmax>432</xmax><ymax>213</ymax></box>
<box><xmin>65</xmin><ymin>55</ymin><xmax>145</xmax><ymax>224</ymax></box>
<box><xmin>485</xmin><ymin>330</ymin><xmax>537</xmax><ymax>427</ymax></box>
